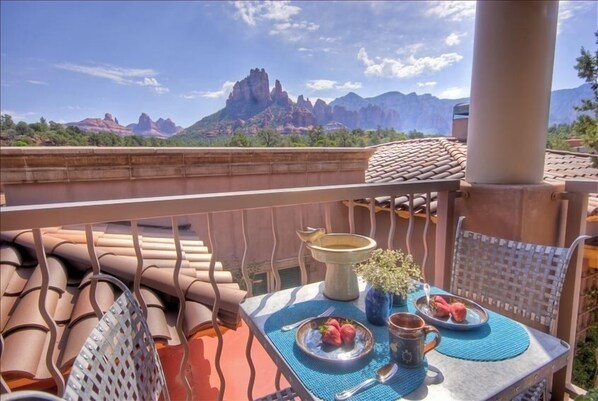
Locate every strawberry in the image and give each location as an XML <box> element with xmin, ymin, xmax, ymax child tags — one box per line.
<box><xmin>339</xmin><ymin>323</ymin><xmax>356</xmax><ymax>346</ymax></box>
<box><xmin>434</xmin><ymin>295</ymin><xmax>449</xmax><ymax>306</ymax></box>
<box><xmin>326</xmin><ymin>318</ymin><xmax>341</xmax><ymax>331</ymax></box>
<box><xmin>432</xmin><ymin>302</ymin><xmax>451</xmax><ymax>318</ymax></box>
<box><xmin>450</xmin><ymin>302</ymin><xmax>467</xmax><ymax>322</ymax></box>
<box><xmin>319</xmin><ymin>324</ymin><xmax>342</xmax><ymax>346</ymax></box>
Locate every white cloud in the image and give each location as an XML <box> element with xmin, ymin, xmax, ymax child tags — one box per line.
<box><xmin>55</xmin><ymin>62</ymin><xmax>169</xmax><ymax>94</ymax></box>
<box><xmin>56</xmin><ymin>63</ymin><xmax>154</xmax><ymax>83</ymax></box>
<box><xmin>417</xmin><ymin>81</ymin><xmax>437</xmax><ymax>87</ymax></box>
<box><xmin>396</xmin><ymin>43</ymin><xmax>424</xmax><ymax>56</ymax></box>
<box><xmin>139</xmin><ymin>77</ymin><xmax>160</xmax><ymax>86</ymax></box>
<box><xmin>138</xmin><ymin>77</ymin><xmax>170</xmax><ymax>93</ymax></box>
<box><xmin>319</xmin><ymin>36</ymin><xmax>337</xmax><ymax>43</ymax></box>
<box><xmin>270</xmin><ymin>20</ymin><xmax>319</xmax><ymax>35</ymax></box>
<box><xmin>298</xmin><ymin>47</ymin><xmax>312</xmax><ymax>52</ymax></box>
<box><xmin>306</xmin><ymin>80</ymin><xmax>362</xmax><ymax>91</ymax></box>
<box><xmin>234</xmin><ymin>1</ymin><xmax>300</xmax><ymax>26</ymax></box>
<box><xmin>261</xmin><ymin>1</ymin><xmax>301</xmax><ymax>21</ymax></box>
<box><xmin>1</xmin><ymin>109</ymin><xmax>37</xmax><ymax>122</ymax></box>
<box><xmin>233</xmin><ymin>1</ymin><xmax>318</xmax><ymax>39</ymax></box>
<box><xmin>184</xmin><ymin>81</ymin><xmax>236</xmax><ymax>99</ymax></box>
<box><xmin>440</xmin><ymin>86</ymin><xmax>469</xmax><ymax>99</ymax></box>
<box><xmin>445</xmin><ymin>32</ymin><xmax>466</xmax><ymax>46</ymax></box>
<box><xmin>153</xmin><ymin>86</ymin><xmax>170</xmax><ymax>94</ymax></box>
<box><xmin>358</xmin><ymin>47</ymin><xmax>463</xmax><ymax>78</ymax></box>
<box><xmin>307</xmin><ymin>79</ymin><xmax>337</xmax><ymax>90</ymax></box>
<box><xmin>425</xmin><ymin>1</ymin><xmax>476</xmax><ymax>22</ymax></box>
<box><xmin>337</xmin><ymin>81</ymin><xmax>362</xmax><ymax>90</ymax></box>
<box><xmin>557</xmin><ymin>1</ymin><xmax>593</xmax><ymax>35</ymax></box>
<box><xmin>26</xmin><ymin>80</ymin><xmax>49</xmax><ymax>85</ymax></box>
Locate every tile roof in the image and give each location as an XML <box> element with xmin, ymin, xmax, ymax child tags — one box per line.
<box><xmin>365</xmin><ymin>138</ymin><xmax>598</xmax><ymax>216</ymax></box>
<box><xmin>0</xmin><ymin>224</ymin><xmax>246</xmax><ymax>390</ymax></box>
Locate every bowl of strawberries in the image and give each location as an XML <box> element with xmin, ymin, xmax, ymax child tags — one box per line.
<box><xmin>414</xmin><ymin>294</ymin><xmax>489</xmax><ymax>330</ymax></box>
<box><xmin>295</xmin><ymin>316</ymin><xmax>374</xmax><ymax>362</ymax></box>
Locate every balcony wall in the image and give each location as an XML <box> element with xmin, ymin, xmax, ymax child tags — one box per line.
<box><xmin>1</xmin><ymin>147</ymin><xmax>373</xmax><ymax>278</ymax></box>
<box><xmin>0</xmin><ymin>147</ymin><xmax>373</xmax><ymax>205</ymax></box>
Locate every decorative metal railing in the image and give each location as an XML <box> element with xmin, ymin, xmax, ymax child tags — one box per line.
<box><xmin>0</xmin><ymin>178</ymin><xmax>591</xmax><ymax>399</ymax></box>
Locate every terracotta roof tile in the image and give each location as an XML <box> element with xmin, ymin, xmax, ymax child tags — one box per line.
<box><xmin>0</xmin><ymin>295</ymin><xmax>18</xmax><ymax>331</ymax></box>
<box><xmin>0</xmin><ymin>263</ymin><xmax>17</xmax><ymax>296</ymax></box>
<box><xmin>53</xmin><ymin>285</ymin><xmax>76</xmax><ymax>324</ymax></box>
<box><xmin>21</xmin><ymin>258</ymin><xmax>68</xmax><ymax>296</ymax></box>
<box><xmin>0</xmin><ymin>245</ymin><xmax>21</xmax><ymax>268</ymax></box>
<box><xmin>3</xmin><ymin>289</ymin><xmax>60</xmax><ymax>334</ymax></box>
<box><xmin>364</xmin><ymin>138</ymin><xmax>597</xmax><ymax>216</ymax></box>
<box><xmin>145</xmin><ymin>306</ymin><xmax>172</xmax><ymax>341</ymax></box>
<box><xmin>59</xmin><ymin>316</ymin><xmax>99</xmax><ymax>369</ymax></box>
<box><xmin>69</xmin><ymin>280</ymin><xmax>116</xmax><ymax>327</ymax></box>
<box><xmin>0</xmin><ymin>223</ymin><xmax>246</xmax><ymax>389</ymax></box>
<box><xmin>183</xmin><ymin>301</ymin><xmax>214</xmax><ymax>337</ymax></box>
<box><xmin>3</xmin><ymin>267</ymin><xmax>34</xmax><ymax>296</ymax></box>
<box><xmin>1</xmin><ymin>328</ymin><xmax>48</xmax><ymax>379</ymax></box>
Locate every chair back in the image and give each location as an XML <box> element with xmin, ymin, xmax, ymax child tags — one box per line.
<box><xmin>450</xmin><ymin>216</ymin><xmax>588</xmax><ymax>335</ymax></box>
<box><xmin>62</xmin><ymin>275</ymin><xmax>169</xmax><ymax>401</ymax></box>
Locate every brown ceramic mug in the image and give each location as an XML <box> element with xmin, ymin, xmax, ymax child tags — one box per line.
<box><xmin>388</xmin><ymin>312</ymin><xmax>441</xmax><ymax>368</ymax></box>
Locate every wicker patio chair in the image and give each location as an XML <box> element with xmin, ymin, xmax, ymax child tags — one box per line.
<box><xmin>62</xmin><ymin>274</ymin><xmax>170</xmax><ymax>401</ymax></box>
<box><xmin>450</xmin><ymin>216</ymin><xmax>589</xmax><ymax>401</ymax></box>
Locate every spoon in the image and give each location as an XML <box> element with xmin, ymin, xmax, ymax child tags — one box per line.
<box><xmin>334</xmin><ymin>363</ymin><xmax>398</xmax><ymax>400</ymax></box>
<box><xmin>424</xmin><ymin>283</ymin><xmax>431</xmax><ymax>307</ymax></box>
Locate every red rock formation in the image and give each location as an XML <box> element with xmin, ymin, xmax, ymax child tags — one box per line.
<box><xmin>225</xmin><ymin>68</ymin><xmax>272</xmax><ymax>118</ymax></box>
<box><xmin>66</xmin><ymin>113</ymin><xmax>132</xmax><ymax>136</ymax></box>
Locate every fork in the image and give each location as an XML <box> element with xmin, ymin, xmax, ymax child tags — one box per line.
<box><xmin>281</xmin><ymin>306</ymin><xmax>334</xmax><ymax>331</ymax></box>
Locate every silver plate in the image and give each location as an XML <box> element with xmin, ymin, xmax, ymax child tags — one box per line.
<box><xmin>415</xmin><ymin>294</ymin><xmax>489</xmax><ymax>331</ymax></box>
<box><xmin>295</xmin><ymin>316</ymin><xmax>374</xmax><ymax>362</ymax></box>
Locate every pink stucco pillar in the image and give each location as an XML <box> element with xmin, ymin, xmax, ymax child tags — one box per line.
<box><xmin>466</xmin><ymin>1</ymin><xmax>558</xmax><ymax>184</ymax></box>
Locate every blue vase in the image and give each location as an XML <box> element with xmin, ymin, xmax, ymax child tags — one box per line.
<box><xmin>365</xmin><ymin>287</ymin><xmax>393</xmax><ymax>326</ymax></box>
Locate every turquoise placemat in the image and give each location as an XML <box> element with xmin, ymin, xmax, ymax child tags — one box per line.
<box><xmin>264</xmin><ymin>300</ymin><xmax>427</xmax><ymax>401</ymax></box>
<box><xmin>401</xmin><ymin>287</ymin><xmax>530</xmax><ymax>361</ymax></box>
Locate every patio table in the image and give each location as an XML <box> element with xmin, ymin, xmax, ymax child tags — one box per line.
<box><xmin>240</xmin><ymin>281</ymin><xmax>570</xmax><ymax>401</ymax></box>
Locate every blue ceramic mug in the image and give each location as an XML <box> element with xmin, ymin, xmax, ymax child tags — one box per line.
<box><xmin>388</xmin><ymin>312</ymin><xmax>441</xmax><ymax>368</ymax></box>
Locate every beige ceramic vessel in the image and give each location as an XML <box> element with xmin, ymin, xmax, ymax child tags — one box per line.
<box><xmin>298</xmin><ymin>230</ymin><xmax>377</xmax><ymax>301</ymax></box>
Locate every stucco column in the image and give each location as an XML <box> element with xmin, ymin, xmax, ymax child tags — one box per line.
<box><xmin>466</xmin><ymin>1</ymin><xmax>558</xmax><ymax>184</ymax></box>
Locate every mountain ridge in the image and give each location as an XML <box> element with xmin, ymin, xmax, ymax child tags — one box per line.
<box><xmin>67</xmin><ymin>113</ymin><xmax>182</xmax><ymax>138</ymax></box>
<box><xmin>178</xmin><ymin>68</ymin><xmax>591</xmax><ymax>139</ymax></box>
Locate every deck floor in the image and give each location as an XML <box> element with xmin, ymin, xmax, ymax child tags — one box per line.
<box><xmin>160</xmin><ymin>321</ymin><xmax>290</xmax><ymax>401</ymax></box>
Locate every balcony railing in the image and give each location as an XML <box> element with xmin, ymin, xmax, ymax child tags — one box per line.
<box><xmin>0</xmin><ymin>178</ymin><xmax>592</xmax><ymax>400</ymax></box>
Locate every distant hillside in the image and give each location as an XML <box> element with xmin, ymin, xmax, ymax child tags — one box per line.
<box><xmin>66</xmin><ymin>113</ymin><xmax>132</xmax><ymax>136</ymax></box>
<box><xmin>127</xmin><ymin>113</ymin><xmax>182</xmax><ymax>138</ymax></box>
<box><xmin>67</xmin><ymin>113</ymin><xmax>182</xmax><ymax>138</ymax></box>
<box><xmin>177</xmin><ymin>68</ymin><xmax>592</xmax><ymax>138</ymax></box>
<box><xmin>178</xmin><ymin>68</ymin><xmax>592</xmax><ymax>139</ymax></box>
<box><xmin>548</xmin><ymin>85</ymin><xmax>593</xmax><ymax>125</ymax></box>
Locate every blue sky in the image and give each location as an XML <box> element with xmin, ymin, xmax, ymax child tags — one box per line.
<box><xmin>1</xmin><ymin>1</ymin><xmax>596</xmax><ymax>128</ymax></box>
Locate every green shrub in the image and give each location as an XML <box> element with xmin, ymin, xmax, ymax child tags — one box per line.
<box><xmin>573</xmin><ymin>324</ymin><xmax>598</xmax><ymax>391</ymax></box>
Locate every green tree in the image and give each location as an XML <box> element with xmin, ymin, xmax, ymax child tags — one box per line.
<box><xmin>329</xmin><ymin>128</ymin><xmax>354</xmax><ymax>147</ymax></box>
<box><xmin>307</xmin><ymin>126</ymin><xmax>325</xmax><ymax>146</ymax></box>
<box><xmin>547</xmin><ymin>123</ymin><xmax>573</xmax><ymax>151</ymax></box>
<box><xmin>572</xmin><ymin>30</ymin><xmax>598</xmax><ymax>157</ymax></box>
<box><xmin>15</xmin><ymin>121</ymin><xmax>31</xmax><ymax>135</ymax></box>
<box><xmin>286</xmin><ymin>132</ymin><xmax>308</xmax><ymax>147</ymax></box>
<box><xmin>1</xmin><ymin>114</ymin><xmax>15</xmax><ymax>131</ymax></box>
<box><xmin>257</xmin><ymin>128</ymin><xmax>282</xmax><ymax>147</ymax></box>
<box><xmin>227</xmin><ymin>132</ymin><xmax>253</xmax><ymax>147</ymax></box>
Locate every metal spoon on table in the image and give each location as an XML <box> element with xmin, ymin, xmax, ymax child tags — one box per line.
<box><xmin>424</xmin><ymin>283</ymin><xmax>431</xmax><ymax>307</ymax></box>
<box><xmin>334</xmin><ymin>363</ymin><xmax>398</xmax><ymax>400</ymax></box>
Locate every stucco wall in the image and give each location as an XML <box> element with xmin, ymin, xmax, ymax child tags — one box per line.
<box><xmin>0</xmin><ymin>147</ymin><xmax>372</xmax><ymax>284</ymax></box>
